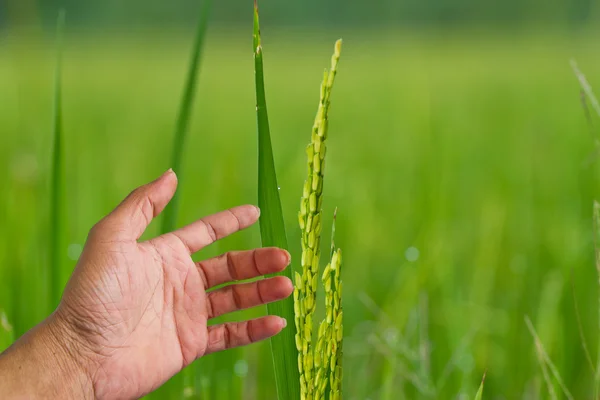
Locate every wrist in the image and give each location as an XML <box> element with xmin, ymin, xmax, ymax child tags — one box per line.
<box><xmin>0</xmin><ymin>315</ymin><xmax>95</xmax><ymax>399</ymax></box>
<box><xmin>45</xmin><ymin>313</ymin><xmax>97</xmax><ymax>398</ymax></box>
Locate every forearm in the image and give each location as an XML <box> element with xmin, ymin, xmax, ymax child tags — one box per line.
<box><xmin>0</xmin><ymin>316</ymin><xmax>94</xmax><ymax>399</ymax></box>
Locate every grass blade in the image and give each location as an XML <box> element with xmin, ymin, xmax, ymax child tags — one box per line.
<box><xmin>474</xmin><ymin>372</ymin><xmax>486</xmax><ymax>400</ymax></box>
<box><xmin>571</xmin><ymin>60</ymin><xmax>600</xmax><ymax>166</ymax></box>
<box><xmin>49</xmin><ymin>9</ymin><xmax>66</xmax><ymax>311</ymax></box>
<box><xmin>593</xmin><ymin>201</ymin><xmax>600</xmax><ymax>397</ymax></box>
<box><xmin>0</xmin><ymin>310</ymin><xmax>14</xmax><ymax>352</ymax></box>
<box><xmin>161</xmin><ymin>0</ymin><xmax>211</xmax><ymax>234</ymax></box>
<box><xmin>570</xmin><ymin>270</ymin><xmax>595</xmax><ymax>374</ymax></box>
<box><xmin>571</xmin><ymin>60</ymin><xmax>600</xmax><ymax>120</ymax></box>
<box><xmin>525</xmin><ymin>315</ymin><xmax>574</xmax><ymax>400</ymax></box>
<box><xmin>253</xmin><ymin>2</ymin><xmax>300</xmax><ymax>400</ymax></box>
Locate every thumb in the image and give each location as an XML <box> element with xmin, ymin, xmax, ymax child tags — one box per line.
<box><xmin>98</xmin><ymin>169</ymin><xmax>178</xmax><ymax>240</ymax></box>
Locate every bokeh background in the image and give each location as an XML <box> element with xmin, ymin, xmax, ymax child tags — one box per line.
<box><xmin>2</xmin><ymin>0</ymin><xmax>600</xmax><ymax>398</ymax></box>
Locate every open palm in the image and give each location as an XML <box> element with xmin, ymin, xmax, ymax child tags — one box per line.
<box><xmin>55</xmin><ymin>170</ymin><xmax>292</xmax><ymax>399</ymax></box>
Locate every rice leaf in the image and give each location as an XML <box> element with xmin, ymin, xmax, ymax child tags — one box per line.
<box><xmin>592</xmin><ymin>201</ymin><xmax>600</xmax><ymax>398</ymax></box>
<box><xmin>161</xmin><ymin>0</ymin><xmax>212</xmax><ymax>234</ymax></box>
<box><xmin>525</xmin><ymin>315</ymin><xmax>573</xmax><ymax>400</ymax></box>
<box><xmin>571</xmin><ymin>60</ymin><xmax>600</xmax><ymax>165</ymax></box>
<box><xmin>0</xmin><ymin>310</ymin><xmax>14</xmax><ymax>352</ymax></box>
<box><xmin>474</xmin><ymin>372</ymin><xmax>486</xmax><ymax>400</ymax></box>
<box><xmin>253</xmin><ymin>2</ymin><xmax>300</xmax><ymax>399</ymax></box>
<box><xmin>571</xmin><ymin>60</ymin><xmax>600</xmax><ymax>120</ymax></box>
<box><xmin>49</xmin><ymin>9</ymin><xmax>66</xmax><ymax>310</ymax></box>
<box><xmin>570</xmin><ymin>270</ymin><xmax>595</xmax><ymax>374</ymax></box>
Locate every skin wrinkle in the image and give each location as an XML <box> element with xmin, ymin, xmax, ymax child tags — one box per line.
<box><xmin>138</xmin><ymin>193</ymin><xmax>155</xmax><ymax>231</ymax></box>
<box><xmin>176</xmin><ymin>264</ymin><xmax>193</xmax><ymax>365</ymax></box>
<box><xmin>203</xmin><ymin>219</ymin><xmax>218</xmax><ymax>243</ymax></box>
<box><xmin>141</xmin><ymin>242</ymin><xmax>166</xmax><ymax>316</ymax></box>
<box><xmin>111</xmin><ymin>263</ymin><xmax>128</xmax><ymax>312</ymax></box>
<box><xmin>103</xmin><ymin>252</ymin><xmax>132</xmax><ymax>325</ymax></box>
<box><xmin>150</xmin><ymin>238</ymin><xmax>193</xmax><ymax>368</ymax></box>
<box><xmin>247</xmin><ymin>320</ymin><xmax>256</xmax><ymax>344</ymax></box>
<box><xmin>195</xmin><ymin>259</ymin><xmax>210</xmax><ymax>288</ymax></box>
<box><xmin>47</xmin><ymin>324</ymin><xmax>93</xmax><ymax>399</ymax></box>
<box><xmin>252</xmin><ymin>249</ymin><xmax>263</xmax><ymax>276</ymax></box>
<box><xmin>72</xmin><ymin>300</ymin><xmax>125</xmax><ymax>357</ymax></box>
<box><xmin>256</xmin><ymin>279</ymin><xmax>267</xmax><ymax>306</ymax></box>
<box><xmin>226</xmin><ymin>251</ymin><xmax>239</xmax><ymax>282</ymax></box>
<box><xmin>170</xmin><ymin>231</ymin><xmax>193</xmax><ymax>254</ymax></box>
<box><xmin>224</xmin><ymin>208</ymin><xmax>243</xmax><ymax>234</ymax></box>
<box><xmin>204</xmin><ymin>284</ymin><xmax>215</xmax><ymax>319</ymax></box>
<box><xmin>206</xmin><ymin>290</ymin><xmax>222</xmax><ymax>318</ymax></box>
<box><xmin>231</xmin><ymin>284</ymin><xmax>244</xmax><ymax>311</ymax></box>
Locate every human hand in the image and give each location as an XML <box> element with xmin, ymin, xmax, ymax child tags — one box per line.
<box><xmin>0</xmin><ymin>170</ymin><xmax>293</xmax><ymax>399</ymax></box>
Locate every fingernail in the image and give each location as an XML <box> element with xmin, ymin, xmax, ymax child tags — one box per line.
<box><xmin>154</xmin><ymin>169</ymin><xmax>174</xmax><ymax>184</ymax></box>
<box><xmin>254</xmin><ymin>206</ymin><xmax>261</xmax><ymax>216</ymax></box>
<box><xmin>158</xmin><ymin>168</ymin><xmax>173</xmax><ymax>180</ymax></box>
<box><xmin>283</xmin><ymin>250</ymin><xmax>292</xmax><ymax>266</ymax></box>
<box><xmin>281</xmin><ymin>317</ymin><xmax>287</xmax><ymax>328</ymax></box>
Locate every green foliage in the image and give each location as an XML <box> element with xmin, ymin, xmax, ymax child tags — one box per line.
<box><xmin>3</xmin><ymin>30</ymin><xmax>600</xmax><ymax>398</ymax></box>
<box><xmin>160</xmin><ymin>0</ymin><xmax>212</xmax><ymax>234</ymax></box>
<box><xmin>525</xmin><ymin>316</ymin><xmax>574</xmax><ymax>400</ymax></box>
<box><xmin>32</xmin><ymin>0</ymin><xmax>596</xmax><ymax>27</ymax></box>
<box><xmin>573</xmin><ymin>64</ymin><xmax>600</xmax><ymax>400</ymax></box>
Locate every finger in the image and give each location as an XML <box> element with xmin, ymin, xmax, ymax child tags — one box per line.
<box><xmin>170</xmin><ymin>205</ymin><xmax>259</xmax><ymax>254</ymax></box>
<box><xmin>205</xmin><ymin>316</ymin><xmax>287</xmax><ymax>355</ymax></box>
<box><xmin>198</xmin><ymin>248</ymin><xmax>290</xmax><ymax>289</ymax></box>
<box><xmin>96</xmin><ymin>170</ymin><xmax>178</xmax><ymax>240</ymax></box>
<box><xmin>207</xmin><ymin>276</ymin><xmax>293</xmax><ymax>319</ymax></box>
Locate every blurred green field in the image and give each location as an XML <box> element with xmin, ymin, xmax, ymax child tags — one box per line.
<box><xmin>1</xmin><ymin>28</ymin><xmax>600</xmax><ymax>398</ymax></box>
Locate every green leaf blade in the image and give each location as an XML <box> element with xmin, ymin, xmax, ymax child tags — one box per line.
<box><xmin>593</xmin><ymin>201</ymin><xmax>600</xmax><ymax>398</ymax></box>
<box><xmin>474</xmin><ymin>372</ymin><xmax>486</xmax><ymax>400</ymax></box>
<box><xmin>161</xmin><ymin>0</ymin><xmax>212</xmax><ymax>234</ymax></box>
<box><xmin>253</xmin><ymin>2</ymin><xmax>301</xmax><ymax>400</ymax></box>
<box><xmin>49</xmin><ymin>9</ymin><xmax>66</xmax><ymax>311</ymax></box>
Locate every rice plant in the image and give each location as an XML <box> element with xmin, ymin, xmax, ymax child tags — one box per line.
<box><xmin>160</xmin><ymin>0</ymin><xmax>212</xmax><ymax>234</ymax></box>
<box><xmin>49</xmin><ymin>10</ymin><xmax>66</xmax><ymax>311</ymax></box>
<box><xmin>253</xmin><ymin>2</ymin><xmax>344</xmax><ymax>398</ymax></box>
<box><xmin>592</xmin><ymin>201</ymin><xmax>600</xmax><ymax>398</ymax></box>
